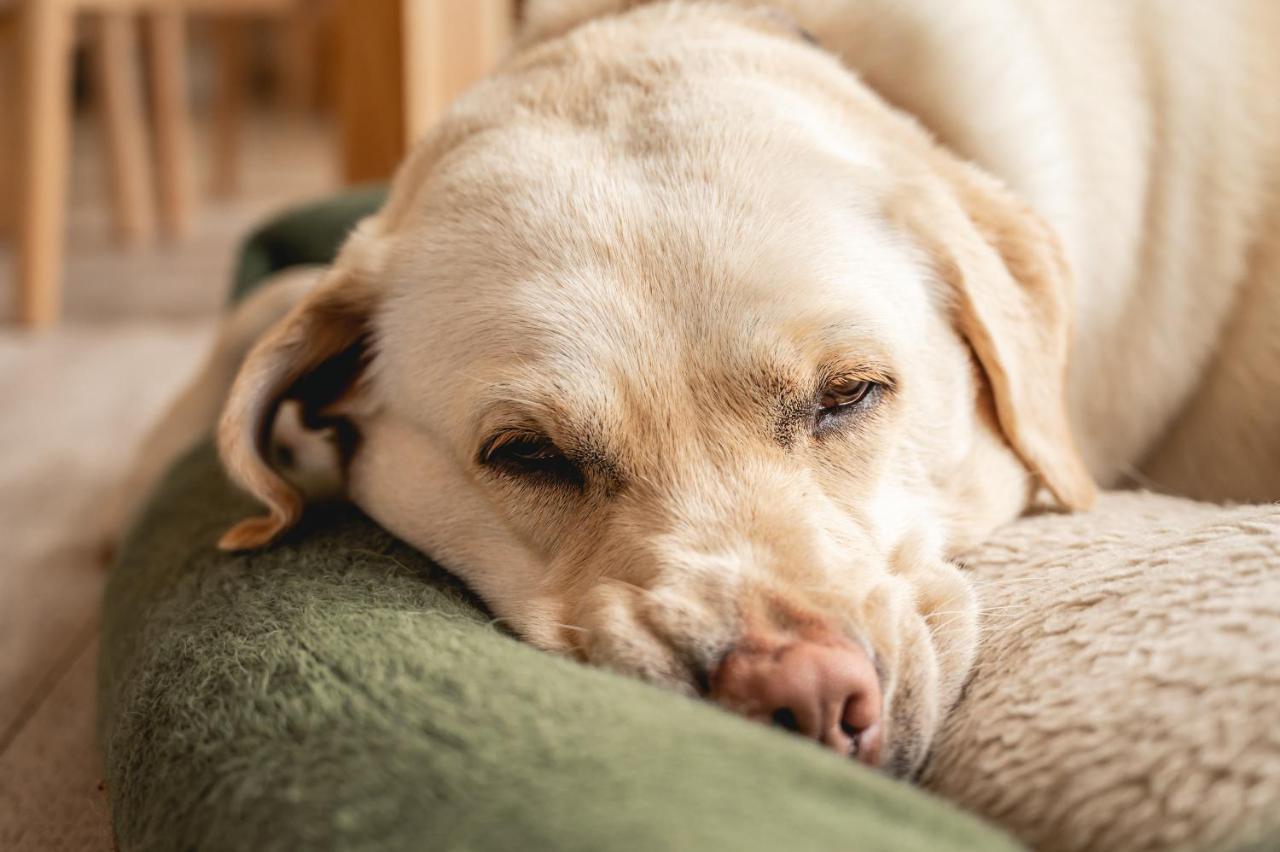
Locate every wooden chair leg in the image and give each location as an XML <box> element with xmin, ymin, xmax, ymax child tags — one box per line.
<box><xmin>335</xmin><ymin>0</ymin><xmax>405</xmax><ymax>184</ymax></box>
<box><xmin>16</xmin><ymin>0</ymin><xmax>73</xmax><ymax>328</ymax></box>
<box><xmin>145</xmin><ymin>7</ymin><xmax>194</xmax><ymax>240</ymax></box>
<box><xmin>401</xmin><ymin>0</ymin><xmax>512</xmax><ymax>152</ymax></box>
<box><xmin>277</xmin><ymin>2</ymin><xmax>319</xmax><ymax>117</ymax></box>
<box><xmin>94</xmin><ymin>11</ymin><xmax>156</xmax><ymax>246</ymax></box>
<box><xmin>0</xmin><ymin>15</ymin><xmax>18</xmax><ymax>238</ymax></box>
<box><xmin>335</xmin><ymin>0</ymin><xmax>512</xmax><ymax>184</ymax></box>
<box><xmin>209</xmin><ymin>17</ymin><xmax>246</xmax><ymax>198</ymax></box>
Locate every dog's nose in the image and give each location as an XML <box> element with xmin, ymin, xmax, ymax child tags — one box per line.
<box><xmin>710</xmin><ymin>639</ymin><xmax>882</xmax><ymax>765</ymax></box>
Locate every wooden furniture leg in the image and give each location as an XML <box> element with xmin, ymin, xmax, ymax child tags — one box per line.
<box><xmin>277</xmin><ymin>0</ymin><xmax>320</xmax><ymax>116</ymax></box>
<box><xmin>95</xmin><ymin>10</ymin><xmax>156</xmax><ymax>246</ymax></box>
<box><xmin>335</xmin><ymin>0</ymin><xmax>405</xmax><ymax>183</ymax></box>
<box><xmin>209</xmin><ymin>16</ymin><xmax>246</xmax><ymax>198</ymax></box>
<box><xmin>336</xmin><ymin>0</ymin><xmax>514</xmax><ymax>184</ymax></box>
<box><xmin>16</xmin><ymin>0</ymin><xmax>74</xmax><ymax>328</ymax></box>
<box><xmin>402</xmin><ymin>0</ymin><xmax>512</xmax><ymax>146</ymax></box>
<box><xmin>144</xmin><ymin>7</ymin><xmax>194</xmax><ymax>239</ymax></box>
<box><xmin>0</xmin><ymin>12</ymin><xmax>17</xmax><ymax>238</ymax></box>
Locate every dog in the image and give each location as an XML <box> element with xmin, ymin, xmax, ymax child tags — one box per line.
<box><xmin>117</xmin><ymin>0</ymin><xmax>1280</xmax><ymax>779</ymax></box>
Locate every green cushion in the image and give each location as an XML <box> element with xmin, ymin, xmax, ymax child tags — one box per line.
<box><xmin>98</xmin><ymin>192</ymin><xmax>1018</xmax><ymax>852</ymax></box>
<box><xmin>229</xmin><ymin>186</ymin><xmax>388</xmax><ymax>304</ymax></box>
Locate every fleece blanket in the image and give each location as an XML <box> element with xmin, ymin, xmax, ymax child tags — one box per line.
<box><xmin>925</xmin><ymin>493</ymin><xmax>1280</xmax><ymax>852</ymax></box>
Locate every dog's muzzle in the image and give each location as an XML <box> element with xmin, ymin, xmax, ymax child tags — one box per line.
<box><xmin>709</xmin><ymin>630</ymin><xmax>883</xmax><ymax>765</ymax></box>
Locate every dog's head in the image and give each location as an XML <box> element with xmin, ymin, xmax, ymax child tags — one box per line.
<box><xmin>217</xmin><ymin>4</ymin><xmax>1094</xmax><ymax>777</ymax></box>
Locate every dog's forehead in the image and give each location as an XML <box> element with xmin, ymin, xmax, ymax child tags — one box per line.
<box><xmin>371</xmin><ymin>59</ymin><xmax>934</xmax><ymax>440</ymax></box>
<box><xmin>375</xmin><ymin>172</ymin><xmax>928</xmax><ymax>440</ymax></box>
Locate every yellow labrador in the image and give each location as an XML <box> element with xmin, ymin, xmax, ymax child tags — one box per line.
<box><xmin>124</xmin><ymin>1</ymin><xmax>1280</xmax><ymax>778</ymax></box>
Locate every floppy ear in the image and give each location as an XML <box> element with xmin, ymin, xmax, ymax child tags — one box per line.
<box><xmin>217</xmin><ymin>270</ymin><xmax>378</xmax><ymax>550</ymax></box>
<box><xmin>892</xmin><ymin>160</ymin><xmax>1097</xmax><ymax>511</ymax></box>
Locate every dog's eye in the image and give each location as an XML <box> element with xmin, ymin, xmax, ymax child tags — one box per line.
<box><xmin>482</xmin><ymin>433</ymin><xmax>583</xmax><ymax>487</ymax></box>
<box><xmin>816</xmin><ymin>379</ymin><xmax>880</xmax><ymax>425</ymax></box>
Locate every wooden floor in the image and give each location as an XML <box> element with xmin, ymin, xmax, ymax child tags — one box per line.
<box><xmin>0</xmin><ymin>111</ymin><xmax>337</xmax><ymax>849</ymax></box>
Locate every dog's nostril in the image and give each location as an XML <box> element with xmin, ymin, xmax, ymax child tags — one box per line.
<box><xmin>771</xmin><ymin>707</ymin><xmax>800</xmax><ymax>732</ymax></box>
<box><xmin>840</xmin><ymin>718</ymin><xmax>866</xmax><ymax>758</ymax></box>
<box><xmin>693</xmin><ymin>664</ymin><xmax>712</xmax><ymax>696</ymax></box>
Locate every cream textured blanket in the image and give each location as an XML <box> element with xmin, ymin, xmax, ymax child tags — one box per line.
<box><xmin>926</xmin><ymin>492</ymin><xmax>1280</xmax><ymax>851</ymax></box>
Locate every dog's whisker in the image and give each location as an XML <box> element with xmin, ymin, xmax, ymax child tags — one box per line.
<box><xmin>342</xmin><ymin>548</ymin><xmax>419</xmax><ymax>575</ymax></box>
<box><xmin>921</xmin><ymin>611</ymin><xmax>967</xmax><ymax>629</ymax></box>
<box><xmin>1112</xmin><ymin>461</ymin><xmax>1164</xmax><ymax>491</ymax></box>
<box><xmin>973</xmin><ymin>574</ymin><xmax>1058</xmax><ymax>584</ymax></box>
<box><xmin>925</xmin><ymin>603</ymin><xmax>1026</xmax><ymax>622</ymax></box>
<box><xmin>972</xmin><ymin>605</ymin><xmax>1031</xmax><ymax>617</ymax></box>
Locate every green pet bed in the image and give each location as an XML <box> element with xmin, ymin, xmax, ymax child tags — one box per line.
<box><xmin>98</xmin><ymin>192</ymin><xmax>1017</xmax><ymax>852</ymax></box>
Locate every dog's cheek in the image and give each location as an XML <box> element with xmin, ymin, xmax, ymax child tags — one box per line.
<box><xmin>344</xmin><ymin>417</ymin><xmax>577</xmax><ymax>650</ymax></box>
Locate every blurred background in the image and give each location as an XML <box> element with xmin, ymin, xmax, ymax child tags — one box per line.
<box><xmin>0</xmin><ymin>1</ymin><xmax>515</xmax><ymax>846</ymax></box>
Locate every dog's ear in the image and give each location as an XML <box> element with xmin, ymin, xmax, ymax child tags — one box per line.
<box><xmin>217</xmin><ymin>268</ymin><xmax>379</xmax><ymax>550</ymax></box>
<box><xmin>893</xmin><ymin>159</ymin><xmax>1097</xmax><ymax>511</ymax></box>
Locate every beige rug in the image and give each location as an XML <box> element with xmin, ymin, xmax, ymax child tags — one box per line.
<box><xmin>0</xmin><ymin>321</ymin><xmax>213</xmax><ymax>849</ymax></box>
<box><xmin>1</xmin><ymin>104</ymin><xmax>336</xmax><ymax>848</ymax></box>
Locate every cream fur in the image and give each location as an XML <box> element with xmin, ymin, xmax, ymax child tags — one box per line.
<box><xmin>523</xmin><ymin>0</ymin><xmax>1280</xmax><ymax>498</ymax></box>
<box><xmin>928</xmin><ymin>492</ymin><xmax>1280</xmax><ymax>852</ymax></box>
<box><xmin>123</xmin><ymin>0</ymin><xmax>1280</xmax><ymax>795</ymax></box>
